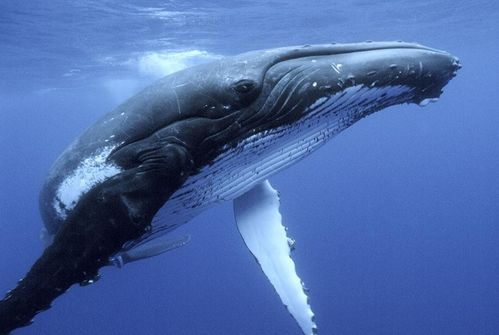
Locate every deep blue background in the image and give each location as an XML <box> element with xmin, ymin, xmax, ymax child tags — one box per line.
<box><xmin>1</xmin><ymin>1</ymin><xmax>499</xmax><ymax>334</ymax></box>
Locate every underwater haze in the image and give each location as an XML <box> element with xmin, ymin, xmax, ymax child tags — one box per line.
<box><xmin>1</xmin><ymin>0</ymin><xmax>499</xmax><ymax>334</ymax></box>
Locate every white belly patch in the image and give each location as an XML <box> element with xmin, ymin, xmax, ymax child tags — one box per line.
<box><xmin>53</xmin><ymin>145</ymin><xmax>122</xmax><ymax>220</ymax></box>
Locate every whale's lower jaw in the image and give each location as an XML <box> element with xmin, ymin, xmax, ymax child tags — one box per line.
<box><xmin>150</xmin><ymin>84</ymin><xmax>414</xmax><ymax>235</ymax></box>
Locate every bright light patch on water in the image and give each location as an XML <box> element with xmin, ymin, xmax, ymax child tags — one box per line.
<box><xmin>102</xmin><ymin>78</ymin><xmax>141</xmax><ymax>104</ymax></box>
<box><xmin>135</xmin><ymin>49</ymin><xmax>221</xmax><ymax>78</ymax></box>
<box><xmin>101</xmin><ymin>49</ymin><xmax>222</xmax><ymax>102</ymax></box>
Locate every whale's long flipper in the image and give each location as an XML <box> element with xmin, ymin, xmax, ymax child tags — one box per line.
<box><xmin>234</xmin><ymin>180</ymin><xmax>317</xmax><ymax>335</ymax></box>
<box><xmin>109</xmin><ymin>234</ymin><xmax>191</xmax><ymax>268</ymax></box>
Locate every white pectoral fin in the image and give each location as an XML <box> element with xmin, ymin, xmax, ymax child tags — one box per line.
<box><xmin>109</xmin><ymin>234</ymin><xmax>191</xmax><ymax>268</ymax></box>
<box><xmin>234</xmin><ymin>180</ymin><xmax>317</xmax><ymax>335</ymax></box>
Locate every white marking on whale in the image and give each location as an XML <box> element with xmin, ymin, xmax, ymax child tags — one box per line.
<box><xmin>53</xmin><ymin>146</ymin><xmax>122</xmax><ymax>219</ymax></box>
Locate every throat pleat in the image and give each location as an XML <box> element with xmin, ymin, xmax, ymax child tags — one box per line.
<box><xmin>151</xmin><ymin>85</ymin><xmax>414</xmax><ymax>234</ymax></box>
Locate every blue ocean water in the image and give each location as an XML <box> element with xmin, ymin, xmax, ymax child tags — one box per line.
<box><xmin>1</xmin><ymin>0</ymin><xmax>498</xmax><ymax>334</ymax></box>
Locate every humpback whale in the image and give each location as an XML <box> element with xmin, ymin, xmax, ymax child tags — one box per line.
<box><xmin>0</xmin><ymin>42</ymin><xmax>459</xmax><ymax>334</ymax></box>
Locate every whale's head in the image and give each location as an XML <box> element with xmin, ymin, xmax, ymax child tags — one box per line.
<box><xmin>152</xmin><ymin>42</ymin><xmax>460</xmax><ymax>161</ymax></box>
<box><xmin>190</xmin><ymin>41</ymin><xmax>460</xmax><ymax>130</ymax></box>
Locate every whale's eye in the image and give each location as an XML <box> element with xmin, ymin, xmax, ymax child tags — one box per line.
<box><xmin>233</xmin><ymin>80</ymin><xmax>256</xmax><ymax>94</ymax></box>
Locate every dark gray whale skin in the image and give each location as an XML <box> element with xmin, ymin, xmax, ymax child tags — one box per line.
<box><xmin>0</xmin><ymin>42</ymin><xmax>459</xmax><ymax>333</ymax></box>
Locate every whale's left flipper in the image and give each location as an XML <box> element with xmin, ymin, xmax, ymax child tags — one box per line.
<box><xmin>234</xmin><ymin>180</ymin><xmax>317</xmax><ymax>335</ymax></box>
<box><xmin>109</xmin><ymin>234</ymin><xmax>191</xmax><ymax>268</ymax></box>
